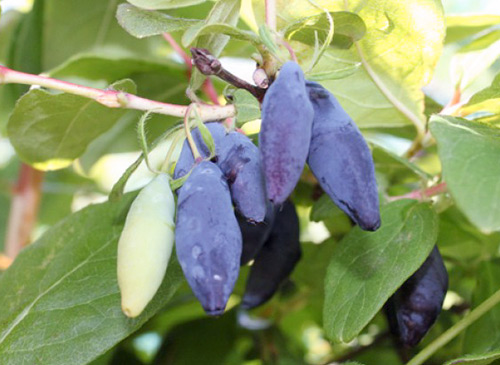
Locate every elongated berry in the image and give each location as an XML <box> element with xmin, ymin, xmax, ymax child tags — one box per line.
<box><xmin>117</xmin><ymin>173</ymin><xmax>176</xmax><ymax>318</ymax></box>
<box><xmin>218</xmin><ymin>131</ymin><xmax>267</xmax><ymax>222</ymax></box>
<box><xmin>242</xmin><ymin>200</ymin><xmax>301</xmax><ymax>309</ymax></box>
<box><xmin>259</xmin><ymin>61</ymin><xmax>314</xmax><ymax>204</ymax></box>
<box><xmin>175</xmin><ymin>161</ymin><xmax>242</xmax><ymax>315</ymax></box>
<box><xmin>385</xmin><ymin>246</ymin><xmax>448</xmax><ymax>347</ymax></box>
<box><xmin>306</xmin><ymin>81</ymin><xmax>380</xmax><ymax>231</ymax></box>
<box><xmin>173</xmin><ymin>122</ymin><xmax>226</xmax><ymax>179</ymax></box>
<box><xmin>238</xmin><ymin>202</ymin><xmax>276</xmax><ymax>265</ymax></box>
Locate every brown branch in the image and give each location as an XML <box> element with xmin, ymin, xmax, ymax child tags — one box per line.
<box><xmin>5</xmin><ymin>163</ymin><xmax>44</xmax><ymax>259</ymax></box>
<box><xmin>191</xmin><ymin>48</ymin><xmax>266</xmax><ymax>102</ymax></box>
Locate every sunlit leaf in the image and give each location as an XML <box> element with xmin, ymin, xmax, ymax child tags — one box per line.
<box><xmin>445</xmin><ymin>14</ymin><xmax>500</xmax><ymax>44</ymax></box>
<box><xmin>430</xmin><ymin>115</ymin><xmax>500</xmax><ymax>233</ymax></box>
<box><xmin>459</xmin><ymin>72</ymin><xmax>500</xmax><ymax>126</ymax></box>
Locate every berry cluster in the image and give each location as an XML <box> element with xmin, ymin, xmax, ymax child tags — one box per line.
<box><xmin>170</xmin><ymin>61</ymin><xmax>383</xmax><ymax>315</ymax></box>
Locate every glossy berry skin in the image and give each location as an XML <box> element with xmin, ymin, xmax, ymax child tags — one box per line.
<box><xmin>173</xmin><ymin>122</ymin><xmax>226</xmax><ymax>179</ymax></box>
<box><xmin>218</xmin><ymin>131</ymin><xmax>267</xmax><ymax>222</ymax></box>
<box><xmin>259</xmin><ymin>61</ymin><xmax>314</xmax><ymax>204</ymax></box>
<box><xmin>306</xmin><ymin>81</ymin><xmax>380</xmax><ymax>231</ymax></box>
<box><xmin>241</xmin><ymin>200</ymin><xmax>301</xmax><ymax>309</ymax></box>
<box><xmin>238</xmin><ymin>202</ymin><xmax>276</xmax><ymax>266</ymax></box>
<box><xmin>385</xmin><ymin>246</ymin><xmax>448</xmax><ymax>347</ymax></box>
<box><xmin>175</xmin><ymin>161</ymin><xmax>242</xmax><ymax>316</ymax></box>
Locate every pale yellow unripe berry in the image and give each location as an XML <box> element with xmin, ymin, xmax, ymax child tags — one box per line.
<box><xmin>117</xmin><ymin>173</ymin><xmax>175</xmax><ymax>318</ymax></box>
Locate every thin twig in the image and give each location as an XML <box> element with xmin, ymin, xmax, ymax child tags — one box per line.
<box><xmin>0</xmin><ymin>65</ymin><xmax>235</xmax><ymax>121</ymax></box>
<box><xmin>280</xmin><ymin>39</ymin><xmax>297</xmax><ymax>62</ymax></box>
<box><xmin>183</xmin><ymin>105</ymin><xmax>201</xmax><ymax>160</ymax></box>
<box><xmin>5</xmin><ymin>164</ymin><xmax>44</xmax><ymax>259</ymax></box>
<box><xmin>191</xmin><ymin>48</ymin><xmax>266</xmax><ymax>101</ymax></box>
<box><xmin>388</xmin><ymin>182</ymin><xmax>447</xmax><ymax>202</ymax></box>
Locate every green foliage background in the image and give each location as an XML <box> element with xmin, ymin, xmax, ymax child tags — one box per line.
<box><xmin>0</xmin><ymin>0</ymin><xmax>500</xmax><ymax>364</ymax></box>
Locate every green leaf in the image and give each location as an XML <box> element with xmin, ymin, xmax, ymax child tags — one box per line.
<box><xmin>127</xmin><ymin>0</ymin><xmax>208</xmax><ymax>10</ymax></box>
<box><xmin>282</xmin><ymin>0</ymin><xmax>445</xmax><ymax>129</ymax></box>
<box><xmin>459</xmin><ymin>72</ymin><xmax>500</xmax><ymax>126</ymax></box>
<box><xmin>48</xmin><ymin>54</ymin><xmax>185</xmax><ymax>83</ymax></box>
<box><xmin>284</xmin><ymin>11</ymin><xmax>366</xmax><ymax>49</ymax></box>
<box><xmin>7</xmin><ymin>79</ymin><xmax>136</xmax><ymax>171</ymax></box>
<box><xmin>232</xmin><ymin>89</ymin><xmax>260</xmax><ymax>125</ymax></box>
<box><xmin>116</xmin><ymin>4</ymin><xmax>202</xmax><ymax>39</ymax></box>
<box><xmin>182</xmin><ymin>23</ymin><xmax>259</xmax><ymax>47</ymax></box>
<box><xmin>371</xmin><ymin>142</ymin><xmax>432</xmax><ymax>181</ymax></box>
<box><xmin>444</xmin><ymin>351</ymin><xmax>500</xmax><ymax>365</ymax></box>
<box><xmin>189</xmin><ymin>0</ymin><xmax>241</xmax><ymax>92</ymax></box>
<box><xmin>194</xmin><ymin>117</ymin><xmax>216</xmax><ymax>157</ymax></box>
<box><xmin>258</xmin><ymin>24</ymin><xmax>281</xmax><ymax>56</ymax></box>
<box><xmin>451</xmin><ymin>30</ymin><xmax>500</xmax><ymax>91</ymax></box>
<box><xmin>42</xmin><ymin>0</ymin><xmax>159</xmax><ymax>70</ymax></box>
<box><xmin>445</xmin><ymin>14</ymin><xmax>500</xmax><ymax>44</ymax></box>
<box><xmin>0</xmin><ymin>194</ymin><xmax>183</xmax><ymax>365</ymax></box>
<box><xmin>430</xmin><ymin>115</ymin><xmax>500</xmax><ymax>233</ymax></box>
<box><xmin>463</xmin><ymin>260</ymin><xmax>500</xmax><ymax>355</ymax></box>
<box><xmin>306</xmin><ymin>62</ymin><xmax>360</xmax><ymax>81</ymax></box>
<box><xmin>323</xmin><ymin>200</ymin><xmax>438</xmax><ymax>343</ymax></box>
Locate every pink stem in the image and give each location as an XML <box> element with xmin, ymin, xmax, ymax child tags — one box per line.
<box><xmin>280</xmin><ymin>39</ymin><xmax>297</xmax><ymax>62</ymax></box>
<box><xmin>388</xmin><ymin>182</ymin><xmax>448</xmax><ymax>202</ymax></box>
<box><xmin>0</xmin><ymin>65</ymin><xmax>235</xmax><ymax>120</ymax></box>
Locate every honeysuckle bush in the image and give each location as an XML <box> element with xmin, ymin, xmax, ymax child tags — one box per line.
<box><xmin>0</xmin><ymin>0</ymin><xmax>499</xmax><ymax>364</ymax></box>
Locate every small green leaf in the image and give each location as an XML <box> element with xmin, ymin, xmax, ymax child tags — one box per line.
<box><xmin>258</xmin><ymin>24</ymin><xmax>281</xmax><ymax>56</ymax></box>
<box><xmin>445</xmin><ymin>14</ymin><xmax>500</xmax><ymax>44</ymax></box>
<box><xmin>323</xmin><ymin>200</ymin><xmax>438</xmax><ymax>343</ymax></box>
<box><xmin>0</xmin><ymin>194</ymin><xmax>183</xmax><ymax>365</ymax></box>
<box><xmin>307</xmin><ymin>63</ymin><xmax>361</xmax><ymax>81</ymax></box>
<box><xmin>182</xmin><ymin>23</ymin><xmax>259</xmax><ymax>47</ymax></box>
<box><xmin>116</xmin><ymin>4</ymin><xmax>201</xmax><ymax>39</ymax></box>
<box><xmin>189</xmin><ymin>0</ymin><xmax>241</xmax><ymax>92</ymax></box>
<box><xmin>285</xmin><ymin>11</ymin><xmax>366</xmax><ymax>49</ymax></box>
<box><xmin>445</xmin><ymin>351</ymin><xmax>500</xmax><ymax>365</ymax></box>
<box><xmin>7</xmin><ymin>79</ymin><xmax>136</xmax><ymax>171</ymax></box>
<box><xmin>458</xmin><ymin>30</ymin><xmax>500</xmax><ymax>53</ymax></box>
<box><xmin>232</xmin><ymin>89</ymin><xmax>260</xmax><ymax>125</ymax></box>
<box><xmin>451</xmin><ymin>30</ymin><xmax>500</xmax><ymax>91</ymax></box>
<box><xmin>459</xmin><ymin>72</ymin><xmax>500</xmax><ymax>126</ymax></box>
<box><xmin>127</xmin><ymin>0</ymin><xmax>207</xmax><ymax>10</ymax></box>
<box><xmin>430</xmin><ymin>115</ymin><xmax>500</xmax><ymax>233</ymax></box>
<box><xmin>194</xmin><ymin>118</ymin><xmax>216</xmax><ymax>157</ymax></box>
